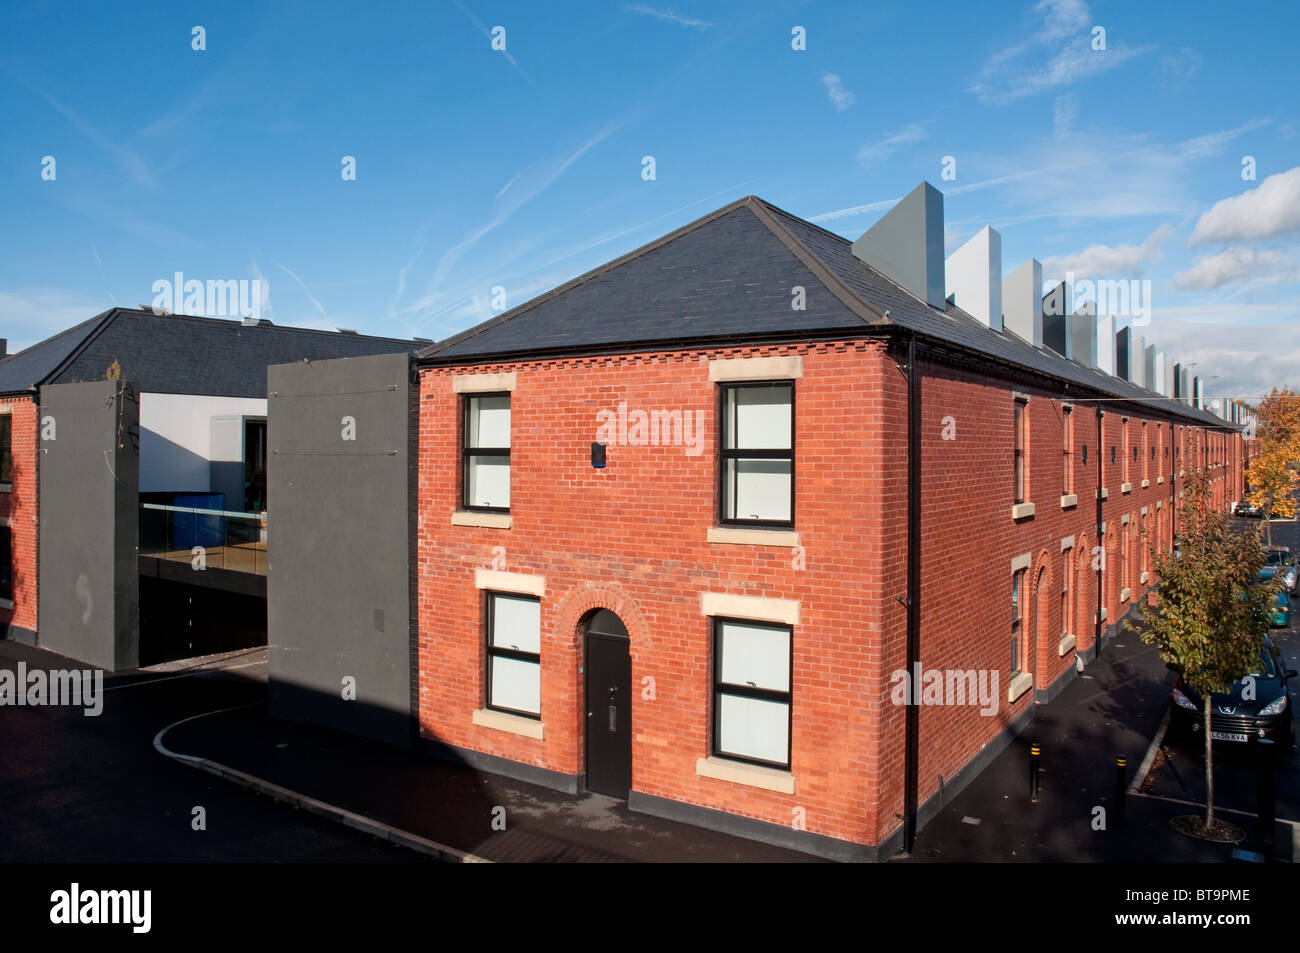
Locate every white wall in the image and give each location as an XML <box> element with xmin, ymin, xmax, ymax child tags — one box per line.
<box><xmin>139</xmin><ymin>393</ymin><xmax>267</xmax><ymax>493</ymax></box>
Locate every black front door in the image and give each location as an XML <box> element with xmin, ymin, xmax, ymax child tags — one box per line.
<box><xmin>585</xmin><ymin>611</ymin><xmax>632</xmax><ymax>799</ymax></box>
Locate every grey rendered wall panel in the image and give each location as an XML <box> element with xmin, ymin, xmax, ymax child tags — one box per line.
<box><xmin>38</xmin><ymin>380</ymin><xmax>140</xmax><ymax>671</ymax></box>
<box><xmin>266</xmin><ymin>353</ymin><xmax>413</xmax><ymax>745</ymax></box>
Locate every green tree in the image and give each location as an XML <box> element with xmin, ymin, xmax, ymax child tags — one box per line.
<box><xmin>1132</xmin><ymin>468</ymin><xmax>1282</xmax><ymax>836</ymax></box>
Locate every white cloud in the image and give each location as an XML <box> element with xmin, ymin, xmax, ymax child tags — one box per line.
<box><xmin>1177</xmin><ymin>117</ymin><xmax>1271</xmax><ymax>160</ymax></box>
<box><xmin>0</xmin><ymin>288</ymin><xmax>109</xmax><ymax>355</ymax></box>
<box><xmin>1161</xmin><ymin>47</ymin><xmax>1202</xmax><ymax>85</ymax></box>
<box><xmin>969</xmin><ymin>0</ymin><xmax>1150</xmax><ymax>104</ymax></box>
<box><xmin>249</xmin><ymin>261</ymin><xmax>273</xmax><ymax>318</ymax></box>
<box><xmin>274</xmin><ymin>261</ymin><xmax>328</xmax><ymax>320</ymax></box>
<box><xmin>1149</xmin><ymin>316</ymin><xmax>1300</xmax><ymax>400</ymax></box>
<box><xmin>625</xmin><ymin>5</ymin><xmax>712</xmax><ymax>29</ymax></box>
<box><xmin>1189</xmin><ymin>166</ymin><xmax>1300</xmax><ymax>246</ymax></box>
<box><xmin>1042</xmin><ymin>224</ymin><xmax>1174</xmax><ymax>277</ymax></box>
<box><xmin>406</xmin><ymin>127</ymin><xmax>616</xmax><ymax>327</ymax></box>
<box><xmin>1053</xmin><ymin>93</ymin><xmax>1077</xmax><ymax>138</ymax></box>
<box><xmin>27</xmin><ymin>83</ymin><xmax>155</xmax><ymax>187</ymax></box>
<box><xmin>821</xmin><ymin>73</ymin><xmax>855</xmax><ymax>111</ymax></box>
<box><xmin>451</xmin><ymin>0</ymin><xmax>534</xmax><ymax>84</ymax></box>
<box><xmin>1172</xmin><ymin>247</ymin><xmax>1298</xmax><ymax>291</ymax></box>
<box><xmin>856</xmin><ymin>122</ymin><xmax>927</xmax><ymax>165</ymax></box>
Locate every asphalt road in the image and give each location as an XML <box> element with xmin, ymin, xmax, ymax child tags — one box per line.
<box><xmin>0</xmin><ymin>641</ymin><xmax>423</xmax><ymax>862</ymax></box>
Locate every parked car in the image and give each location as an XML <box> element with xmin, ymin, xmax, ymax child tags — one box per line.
<box><xmin>1168</xmin><ymin>637</ymin><xmax>1296</xmax><ymax>750</ymax></box>
<box><xmin>1262</xmin><ymin>546</ymin><xmax>1298</xmax><ymax>593</ymax></box>
<box><xmin>1235</xmin><ymin>500</ymin><xmax>1263</xmax><ymax>518</ymax></box>
<box><xmin>1274</xmin><ymin>588</ymin><xmax>1293</xmax><ymax>627</ymax></box>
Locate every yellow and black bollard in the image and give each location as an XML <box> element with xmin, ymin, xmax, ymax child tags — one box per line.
<box><xmin>1029</xmin><ymin>744</ymin><xmax>1040</xmax><ymax>803</ymax></box>
<box><xmin>1114</xmin><ymin>756</ymin><xmax>1127</xmax><ymax>821</ymax></box>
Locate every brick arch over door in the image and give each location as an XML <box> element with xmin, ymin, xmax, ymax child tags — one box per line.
<box><xmin>553</xmin><ymin>583</ymin><xmax>651</xmax><ymax>653</ymax></box>
<box><xmin>1103</xmin><ymin>522</ymin><xmax>1119</xmax><ymax>624</ymax></box>
<box><xmin>551</xmin><ymin>583</ymin><xmax>652</xmax><ymax>775</ymax></box>
<box><xmin>1074</xmin><ymin>530</ymin><xmax>1093</xmax><ymax>654</ymax></box>
<box><xmin>1028</xmin><ymin>551</ymin><xmax>1053</xmax><ymax>690</ymax></box>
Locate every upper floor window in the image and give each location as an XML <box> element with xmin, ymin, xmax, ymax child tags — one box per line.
<box><xmin>1123</xmin><ymin>419</ymin><xmax>1131</xmax><ymax>483</ymax></box>
<box><xmin>1014</xmin><ymin>397</ymin><xmax>1028</xmax><ymax>504</ymax></box>
<box><xmin>720</xmin><ymin>382</ymin><xmax>793</xmax><ymax>527</ymax></box>
<box><xmin>463</xmin><ymin>394</ymin><xmax>511</xmax><ymax>511</ymax></box>
<box><xmin>0</xmin><ymin>414</ymin><xmax>11</xmax><ymax>484</ymax></box>
<box><xmin>1062</xmin><ymin>405</ymin><xmax>1073</xmax><ymax>495</ymax></box>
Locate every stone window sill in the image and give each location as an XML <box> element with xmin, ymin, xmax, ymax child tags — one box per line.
<box><xmin>0</xmin><ymin>483</ymin><xmax>10</xmax><ymax>493</ymax></box>
<box><xmin>1121</xmin><ymin>482</ymin><xmax>1132</xmax><ymax>494</ymax></box>
<box><xmin>1157</xmin><ymin>477</ymin><xmax>1165</xmax><ymax>484</ymax></box>
<box><xmin>1141</xmin><ymin>479</ymin><xmax>1150</xmax><ymax>488</ymax></box>
<box><xmin>1060</xmin><ymin>494</ymin><xmax>1078</xmax><ymax>509</ymax></box>
<box><xmin>472</xmin><ymin>708</ymin><xmax>544</xmax><ymax>740</ymax></box>
<box><xmin>1012</xmin><ymin>502</ymin><xmax>1036</xmax><ymax>520</ymax></box>
<box><xmin>0</xmin><ymin>597</ymin><xmax>13</xmax><ymax>610</ymax></box>
<box><xmin>1058</xmin><ymin>634</ymin><xmax>1076</xmax><ymax>657</ymax></box>
<box><xmin>1008</xmin><ymin>671</ymin><xmax>1033</xmax><ymax>703</ymax></box>
<box><xmin>707</xmin><ymin>526</ymin><xmax>799</xmax><ymax>547</ymax></box>
<box><xmin>696</xmin><ymin>756</ymin><xmax>795</xmax><ymax>794</ymax></box>
<box><xmin>1097</xmin><ymin>488</ymin><xmax>1109</xmax><ymax>500</ymax></box>
<box><xmin>1120</xmin><ymin>587</ymin><xmax>1132</xmax><ymax>603</ymax></box>
<box><xmin>1140</xmin><ymin>571</ymin><xmax>1149</xmax><ymax>584</ymax></box>
<box><xmin>452</xmin><ymin>510</ymin><xmax>512</xmax><ymax>529</ymax></box>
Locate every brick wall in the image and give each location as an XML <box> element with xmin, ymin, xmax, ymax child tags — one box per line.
<box><xmin>417</xmin><ymin>340</ymin><xmax>893</xmax><ymax>847</ymax></box>
<box><xmin>874</xmin><ymin>358</ymin><xmax>1245</xmax><ymax>842</ymax></box>
<box><xmin>415</xmin><ymin>338</ymin><xmax>1245</xmax><ymax>851</ymax></box>
<box><xmin>1</xmin><ymin>396</ymin><xmax>38</xmax><ymax>636</ymax></box>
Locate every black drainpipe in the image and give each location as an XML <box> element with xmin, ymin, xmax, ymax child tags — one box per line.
<box><xmin>1095</xmin><ymin>405</ymin><xmax>1104</xmax><ymax>660</ymax></box>
<box><xmin>903</xmin><ymin>331</ymin><xmax>921</xmax><ymax>853</ymax></box>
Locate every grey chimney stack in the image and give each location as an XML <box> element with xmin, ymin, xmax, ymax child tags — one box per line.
<box><xmin>1041</xmin><ymin>280</ymin><xmax>1071</xmax><ymax>357</ymax></box>
<box><xmin>944</xmin><ymin>226</ymin><xmax>1003</xmax><ymax>331</ymax></box>
<box><xmin>1004</xmin><ymin>259</ymin><xmax>1044</xmax><ymax>348</ymax></box>
<box><xmin>852</xmin><ymin>181</ymin><xmax>946</xmax><ymax>309</ymax></box>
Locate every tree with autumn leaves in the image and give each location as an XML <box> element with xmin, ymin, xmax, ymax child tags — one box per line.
<box><xmin>1132</xmin><ymin>468</ymin><xmax>1283</xmax><ymax>840</ymax></box>
<box><xmin>1245</xmin><ymin>388</ymin><xmax>1300</xmax><ymax>545</ymax></box>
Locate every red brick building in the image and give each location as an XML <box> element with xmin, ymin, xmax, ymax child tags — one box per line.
<box><xmin>0</xmin><ymin>393</ymin><xmax>39</xmax><ymax>643</ymax></box>
<box><xmin>410</xmin><ymin>183</ymin><xmax>1247</xmax><ymax>860</ymax></box>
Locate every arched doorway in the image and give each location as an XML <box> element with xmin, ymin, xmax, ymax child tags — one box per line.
<box><xmin>1033</xmin><ymin>564</ymin><xmax>1049</xmax><ymax>688</ymax></box>
<box><xmin>584</xmin><ymin>609</ymin><xmax>632</xmax><ymax>799</ymax></box>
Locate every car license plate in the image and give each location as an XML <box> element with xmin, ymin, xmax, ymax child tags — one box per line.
<box><xmin>1210</xmin><ymin>731</ymin><xmax>1248</xmax><ymax>742</ymax></box>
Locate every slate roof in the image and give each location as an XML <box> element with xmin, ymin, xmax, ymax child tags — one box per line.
<box><xmin>0</xmin><ymin>309</ymin><xmax>416</xmax><ymax>398</ymax></box>
<box><xmin>420</xmin><ymin>195</ymin><xmax>1232</xmax><ymax>429</ymax></box>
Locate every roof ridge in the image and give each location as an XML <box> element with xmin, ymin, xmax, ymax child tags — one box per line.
<box><xmin>743</xmin><ymin>198</ymin><xmax>890</xmax><ymax>327</ymax></box>
<box><xmin>0</xmin><ymin>309</ymin><xmax>114</xmax><ymax>367</ymax></box>
<box><xmin>40</xmin><ymin>308</ymin><xmax>121</xmax><ymax>387</ymax></box>
<box><xmin>418</xmin><ymin>194</ymin><xmax>757</xmax><ymax>358</ymax></box>
<box><xmin>107</xmin><ymin>307</ymin><xmax>414</xmax><ymax>344</ymax></box>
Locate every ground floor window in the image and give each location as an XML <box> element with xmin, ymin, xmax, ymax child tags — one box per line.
<box><xmin>0</xmin><ymin>527</ymin><xmax>11</xmax><ymax>603</ymax></box>
<box><xmin>712</xmin><ymin>618</ymin><xmax>791</xmax><ymax>769</ymax></box>
<box><xmin>486</xmin><ymin>591</ymin><xmax>541</xmax><ymax>718</ymax></box>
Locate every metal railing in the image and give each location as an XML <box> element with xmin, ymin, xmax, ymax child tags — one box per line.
<box><xmin>139</xmin><ymin>503</ymin><xmax>268</xmax><ymax>575</ymax></box>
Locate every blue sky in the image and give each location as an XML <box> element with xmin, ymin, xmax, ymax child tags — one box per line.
<box><xmin>2</xmin><ymin>0</ymin><xmax>1298</xmax><ymax>399</ymax></box>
